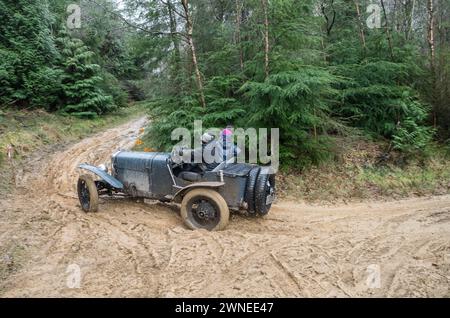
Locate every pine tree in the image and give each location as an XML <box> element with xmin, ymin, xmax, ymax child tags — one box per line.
<box><xmin>56</xmin><ymin>28</ymin><xmax>114</xmax><ymax>118</ymax></box>
<box><xmin>0</xmin><ymin>0</ymin><xmax>60</xmax><ymax>109</ymax></box>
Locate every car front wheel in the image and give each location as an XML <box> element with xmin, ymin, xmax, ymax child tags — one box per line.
<box><xmin>77</xmin><ymin>174</ymin><xmax>99</xmax><ymax>212</ymax></box>
<box><xmin>181</xmin><ymin>189</ymin><xmax>229</xmax><ymax>231</ymax></box>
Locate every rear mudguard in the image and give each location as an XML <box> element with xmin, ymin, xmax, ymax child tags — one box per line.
<box><xmin>173</xmin><ymin>182</ymin><xmax>225</xmax><ymax>203</ymax></box>
<box><xmin>78</xmin><ymin>163</ymin><xmax>124</xmax><ymax>190</ymax></box>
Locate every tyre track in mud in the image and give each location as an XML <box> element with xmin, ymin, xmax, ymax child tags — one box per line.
<box><xmin>1</xmin><ymin>117</ymin><xmax>450</xmax><ymax>297</ymax></box>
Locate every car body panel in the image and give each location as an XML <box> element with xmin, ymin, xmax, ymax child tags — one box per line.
<box><xmin>218</xmin><ymin>175</ymin><xmax>248</xmax><ymax>209</ymax></box>
<box><xmin>113</xmin><ymin>152</ymin><xmax>174</xmax><ymax>200</ymax></box>
<box><xmin>78</xmin><ymin>163</ymin><xmax>124</xmax><ymax>189</ymax></box>
<box><xmin>172</xmin><ymin>181</ymin><xmax>225</xmax><ymax>203</ymax></box>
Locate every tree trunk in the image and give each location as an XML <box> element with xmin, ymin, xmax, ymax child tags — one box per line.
<box><xmin>393</xmin><ymin>0</ymin><xmax>399</xmax><ymax>31</ymax></box>
<box><xmin>380</xmin><ymin>0</ymin><xmax>395</xmax><ymax>61</ymax></box>
<box><xmin>167</xmin><ymin>0</ymin><xmax>182</xmax><ymax>91</ymax></box>
<box><xmin>181</xmin><ymin>0</ymin><xmax>206</xmax><ymax>108</ymax></box>
<box><xmin>354</xmin><ymin>0</ymin><xmax>367</xmax><ymax>53</ymax></box>
<box><xmin>427</xmin><ymin>0</ymin><xmax>436</xmax><ymax>73</ymax></box>
<box><xmin>406</xmin><ymin>0</ymin><xmax>416</xmax><ymax>40</ymax></box>
<box><xmin>321</xmin><ymin>0</ymin><xmax>336</xmax><ymax>36</ymax></box>
<box><xmin>235</xmin><ymin>0</ymin><xmax>244</xmax><ymax>73</ymax></box>
<box><xmin>261</xmin><ymin>0</ymin><xmax>270</xmax><ymax>80</ymax></box>
<box><xmin>427</xmin><ymin>0</ymin><xmax>437</xmax><ymax>127</ymax></box>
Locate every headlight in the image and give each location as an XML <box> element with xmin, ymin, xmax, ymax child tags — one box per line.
<box><xmin>98</xmin><ymin>164</ymin><xmax>108</xmax><ymax>173</ymax></box>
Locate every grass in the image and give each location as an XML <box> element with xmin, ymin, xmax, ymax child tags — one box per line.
<box><xmin>0</xmin><ymin>103</ymin><xmax>147</xmax><ymax>194</ymax></box>
<box><xmin>360</xmin><ymin>161</ymin><xmax>450</xmax><ymax>197</ymax></box>
<box><xmin>279</xmin><ymin>138</ymin><xmax>450</xmax><ymax>203</ymax></box>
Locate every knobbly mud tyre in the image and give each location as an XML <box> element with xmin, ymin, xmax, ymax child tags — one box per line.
<box><xmin>181</xmin><ymin>189</ymin><xmax>229</xmax><ymax>231</ymax></box>
<box><xmin>245</xmin><ymin>167</ymin><xmax>261</xmax><ymax>214</ymax></box>
<box><xmin>254</xmin><ymin>173</ymin><xmax>276</xmax><ymax>216</ymax></box>
<box><xmin>77</xmin><ymin>174</ymin><xmax>99</xmax><ymax>212</ymax></box>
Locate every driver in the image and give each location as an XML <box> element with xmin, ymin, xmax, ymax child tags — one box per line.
<box><xmin>176</xmin><ymin>127</ymin><xmax>241</xmax><ymax>171</ymax></box>
<box><xmin>190</xmin><ymin>132</ymin><xmax>216</xmax><ymax>165</ymax></box>
<box><xmin>174</xmin><ymin>132</ymin><xmax>216</xmax><ymax>169</ymax></box>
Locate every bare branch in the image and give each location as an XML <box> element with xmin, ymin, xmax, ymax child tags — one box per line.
<box><xmin>321</xmin><ymin>0</ymin><xmax>336</xmax><ymax>36</ymax></box>
<box><xmin>159</xmin><ymin>0</ymin><xmax>187</xmax><ymax>20</ymax></box>
<box><xmin>85</xmin><ymin>0</ymin><xmax>187</xmax><ymax>39</ymax></box>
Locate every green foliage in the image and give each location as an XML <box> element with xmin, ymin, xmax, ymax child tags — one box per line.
<box><xmin>146</xmin><ymin>0</ymin><xmax>344</xmax><ymax>167</ymax></box>
<box><xmin>322</xmin><ymin>0</ymin><xmax>434</xmax><ymax>158</ymax></box>
<box><xmin>393</xmin><ymin>108</ymin><xmax>434</xmax><ymax>154</ymax></box>
<box><xmin>0</xmin><ymin>0</ymin><xmax>59</xmax><ymax>107</ymax></box>
<box><xmin>24</xmin><ymin>67</ymin><xmax>63</xmax><ymax>110</ymax></box>
<box><xmin>240</xmin><ymin>68</ymin><xmax>339</xmax><ymax>167</ymax></box>
<box><xmin>147</xmin><ymin>96</ymin><xmax>202</xmax><ymax>150</ymax></box>
<box><xmin>99</xmin><ymin>71</ymin><xmax>129</xmax><ymax>108</ymax></box>
<box><xmin>0</xmin><ymin>48</ymin><xmax>20</xmax><ymax>103</ymax></box>
<box><xmin>0</xmin><ymin>0</ymin><xmax>140</xmax><ymax>116</ymax></box>
<box><xmin>203</xmin><ymin>76</ymin><xmax>246</xmax><ymax>126</ymax></box>
<box><xmin>2</xmin><ymin>0</ymin><xmax>449</xmax><ymax>168</ymax></box>
<box><xmin>56</xmin><ymin>29</ymin><xmax>114</xmax><ymax>118</ymax></box>
<box><xmin>335</xmin><ymin>60</ymin><xmax>429</xmax><ymax>138</ymax></box>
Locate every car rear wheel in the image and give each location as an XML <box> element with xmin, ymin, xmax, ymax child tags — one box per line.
<box><xmin>254</xmin><ymin>173</ymin><xmax>276</xmax><ymax>216</ymax></box>
<box><xmin>181</xmin><ymin>189</ymin><xmax>229</xmax><ymax>231</ymax></box>
<box><xmin>77</xmin><ymin>174</ymin><xmax>99</xmax><ymax>212</ymax></box>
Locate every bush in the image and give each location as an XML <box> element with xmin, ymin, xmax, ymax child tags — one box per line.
<box><xmin>393</xmin><ymin>118</ymin><xmax>434</xmax><ymax>155</ymax></box>
<box><xmin>122</xmin><ymin>80</ymin><xmax>146</xmax><ymax>102</ymax></box>
<box><xmin>99</xmin><ymin>71</ymin><xmax>128</xmax><ymax>108</ymax></box>
<box><xmin>240</xmin><ymin>68</ymin><xmax>339</xmax><ymax>167</ymax></box>
<box><xmin>335</xmin><ymin>60</ymin><xmax>433</xmax><ymax>152</ymax></box>
<box><xmin>24</xmin><ymin>67</ymin><xmax>63</xmax><ymax>110</ymax></box>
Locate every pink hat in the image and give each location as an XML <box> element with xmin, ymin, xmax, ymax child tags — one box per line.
<box><xmin>222</xmin><ymin>128</ymin><xmax>233</xmax><ymax>136</ymax></box>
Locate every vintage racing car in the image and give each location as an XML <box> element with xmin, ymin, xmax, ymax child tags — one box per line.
<box><xmin>77</xmin><ymin>151</ymin><xmax>276</xmax><ymax>231</ymax></box>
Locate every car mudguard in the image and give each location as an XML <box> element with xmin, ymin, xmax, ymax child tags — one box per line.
<box><xmin>172</xmin><ymin>182</ymin><xmax>225</xmax><ymax>203</ymax></box>
<box><xmin>78</xmin><ymin>163</ymin><xmax>124</xmax><ymax>189</ymax></box>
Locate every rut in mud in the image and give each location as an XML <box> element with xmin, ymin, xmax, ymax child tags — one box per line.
<box><xmin>0</xmin><ymin>117</ymin><xmax>449</xmax><ymax>297</ymax></box>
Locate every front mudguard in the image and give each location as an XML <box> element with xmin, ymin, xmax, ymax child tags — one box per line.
<box><xmin>78</xmin><ymin>163</ymin><xmax>124</xmax><ymax>190</ymax></box>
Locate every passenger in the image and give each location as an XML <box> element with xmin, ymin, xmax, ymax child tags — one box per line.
<box><xmin>219</xmin><ymin>127</ymin><xmax>241</xmax><ymax>162</ymax></box>
<box><xmin>203</xmin><ymin>127</ymin><xmax>241</xmax><ymax>171</ymax></box>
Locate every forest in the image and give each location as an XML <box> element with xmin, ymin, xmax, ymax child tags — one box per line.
<box><xmin>1</xmin><ymin>0</ymin><xmax>449</xmax><ymax>169</ymax></box>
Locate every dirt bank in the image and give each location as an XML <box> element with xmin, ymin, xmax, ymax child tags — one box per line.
<box><xmin>0</xmin><ymin>117</ymin><xmax>449</xmax><ymax>297</ymax></box>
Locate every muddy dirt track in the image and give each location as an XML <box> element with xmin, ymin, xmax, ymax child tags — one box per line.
<box><xmin>0</xmin><ymin>117</ymin><xmax>449</xmax><ymax>297</ymax></box>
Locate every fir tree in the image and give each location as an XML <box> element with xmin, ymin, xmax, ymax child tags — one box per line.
<box><xmin>0</xmin><ymin>0</ymin><xmax>60</xmax><ymax>108</ymax></box>
<box><xmin>56</xmin><ymin>28</ymin><xmax>114</xmax><ymax>118</ymax></box>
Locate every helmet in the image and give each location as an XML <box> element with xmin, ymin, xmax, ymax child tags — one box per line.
<box><xmin>201</xmin><ymin>132</ymin><xmax>214</xmax><ymax>144</ymax></box>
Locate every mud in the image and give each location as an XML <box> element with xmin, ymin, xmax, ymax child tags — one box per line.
<box><xmin>0</xmin><ymin>117</ymin><xmax>449</xmax><ymax>297</ymax></box>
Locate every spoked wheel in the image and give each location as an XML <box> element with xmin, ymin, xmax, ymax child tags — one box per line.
<box><xmin>181</xmin><ymin>189</ymin><xmax>229</xmax><ymax>231</ymax></box>
<box><xmin>77</xmin><ymin>174</ymin><xmax>99</xmax><ymax>212</ymax></box>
